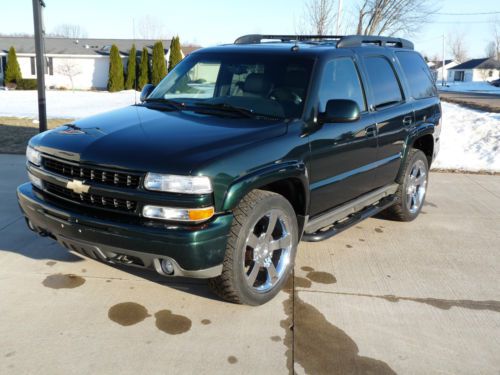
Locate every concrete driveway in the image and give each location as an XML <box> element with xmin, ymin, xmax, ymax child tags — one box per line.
<box><xmin>1</xmin><ymin>154</ymin><xmax>499</xmax><ymax>374</ymax></box>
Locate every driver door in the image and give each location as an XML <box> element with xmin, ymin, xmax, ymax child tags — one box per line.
<box><xmin>308</xmin><ymin>57</ymin><xmax>379</xmax><ymax>216</ymax></box>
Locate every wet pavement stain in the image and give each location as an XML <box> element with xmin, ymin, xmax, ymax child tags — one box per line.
<box><xmin>46</xmin><ymin>261</ymin><xmax>56</xmax><ymax>267</ymax></box>
<box><xmin>4</xmin><ymin>351</ymin><xmax>15</xmax><ymax>358</ymax></box>
<box><xmin>154</xmin><ymin>310</ymin><xmax>192</xmax><ymax>335</ymax></box>
<box><xmin>270</xmin><ymin>335</ymin><xmax>282</xmax><ymax>342</ymax></box>
<box><xmin>106</xmin><ymin>279</ymin><xmax>112</xmax><ymax>283</ymax></box>
<box><xmin>201</xmin><ymin>319</ymin><xmax>211</xmax><ymax>325</ymax></box>
<box><xmin>375</xmin><ymin>228</ymin><xmax>384</xmax><ymax>233</ymax></box>
<box><xmin>306</xmin><ymin>271</ymin><xmax>336</xmax><ymax>284</ymax></box>
<box><xmin>294</xmin><ymin>276</ymin><xmax>312</xmax><ymax>288</ymax></box>
<box><xmin>227</xmin><ymin>356</ymin><xmax>238</xmax><ymax>364</ymax></box>
<box><xmin>330</xmin><ymin>292</ymin><xmax>500</xmax><ymax>313</ymax></box>
<box><xmin>281</xmin><ymin>278</ymin><xmax>395</xmax><ymax>374</ymax></box>
<box><xmin>81</xmin><ymin>268</ymin><xmax>87</xmax><ymax>273</ymax></box>
<box><xmin>42</xmin><ymin>274</ymin><xmax>85</xmax><ymax>289</ymax></box>
<box><xmin>346</xmin><ymin>244</ymin><xmax>353</xmax><ymax>248</ymax></box>
<box><xmin>359</xmin><ymin>238</ymin><xmax>365</xmax><ymax>242</ymax></box>
<box><xmin>301</xmin><ymin>266</ymin><xmax>314</xmax><ymax>272</ymax></box>
<box><xmin>108</xmin><ymin>302</ymin><xmax>151</xmax><ymax>326</ymax></box>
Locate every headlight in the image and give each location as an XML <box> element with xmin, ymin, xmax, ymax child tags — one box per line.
<box><xmin>144</xmin><ymin>173</ymin><xmax>212</xmax><ymax>194</ymax></box>
<box><xmin>26</xmin><ymin>146</ymin><xmax>41</xmax><ymax>166</ymax></box>
<box><xmin>143</xmin><ymin>205</ymin><xmax>214</xmax><ymax>222</ymax></box>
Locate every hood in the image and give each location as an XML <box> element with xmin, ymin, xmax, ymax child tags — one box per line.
<box><xmin>31</xmin><ymin>105</ymin><xmax>288</xmax><ymax>174</ymax></box>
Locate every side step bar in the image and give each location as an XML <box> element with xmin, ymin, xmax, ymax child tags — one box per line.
<box><xmin>302</xmin><ymin>184</ymin><xmax>398</xmax><ymax>242</ymax></box>
<box><xmin>302</xmin><ymin>195</ymin><xmax>398</xmax><ymax>242</ymax></box>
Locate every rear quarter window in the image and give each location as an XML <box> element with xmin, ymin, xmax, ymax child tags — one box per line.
<box><xmin>396</xmin><ymin>51</ymin><xmax>437</xmax><ymax>100</ymax></box>
<box><xmin>363</xmin><ymin>56</ymin><xmax>403</xmax><ymax>109</ymax></box>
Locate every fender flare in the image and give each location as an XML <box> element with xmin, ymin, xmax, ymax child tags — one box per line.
<box><xmin>221</xmin><ymin>161</ymin><xmax>310</xmax><ymax>213</ymax></box>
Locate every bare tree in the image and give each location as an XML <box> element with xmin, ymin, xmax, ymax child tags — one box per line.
<box><xmin>52</xmin><ymin>24</ymin><xmax>88</xmax><ymax>39</ymax></box>
<box><xmin>485</xmin><ymin>41</ymin><xmax>497</xmax><ymax>59</ymax></box>
<box><xmin>299</xmin><ymin>0</ymin><xmax>336</xmax><ymax>35</ymax></box>
<box><xmin>355</xmin><ymin>0</ymin><xmax>438</xmax><ymax>36</ymax></box>
<box><xmin>56</xmin><ymin>60</ymin><xmax>82</xmax><ymax>91</ymax></box>
<box><xmin>488</xmin><ymin>18</ymin><xmax>500</xmax><ymax>60</ymax></box>
<box><xmin>448</xmin><ymin>32</ymin><xmax>468</xmax><ymax>63</ymax></box>
<box><xmin>137</xmin><ymin>15</ymin><xmax>166</xmax><ymax>39</ymax></box>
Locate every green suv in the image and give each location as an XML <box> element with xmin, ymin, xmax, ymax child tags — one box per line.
<box><xmin>18</xmin><ymin>35</ymin><xmax>441</xmax><ymax>305</ymax></box>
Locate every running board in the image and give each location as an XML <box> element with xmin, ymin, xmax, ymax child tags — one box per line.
<box><xmin>302</xmin><ymin>195</ymin><xmax>398</xmax><ymax>242</ymax></box>
<box><xmin>302</xmin><ymin>184</ymin><xmax>398</xmax><ymax>242</ymax></box>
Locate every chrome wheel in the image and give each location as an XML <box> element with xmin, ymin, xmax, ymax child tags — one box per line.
<box><xmin>406</xmin><ymin>159</ymin><xmax>427</xmax><ymax>214</ymax></box>
<box><xmin>244</xmin><ymin>209</ymin><xmax>293</xmax><ymax>293</ymax></box>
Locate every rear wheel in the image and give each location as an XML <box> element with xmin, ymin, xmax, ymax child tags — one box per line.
<box><xmin>208</xmin><ymin>190</ymin><xmax>298</xmax><ymax>305</ymax></box>
<box><xmin>383</xmin><ymin>149</ymin><xmax>429</xmax><ymax>221</ymax></box>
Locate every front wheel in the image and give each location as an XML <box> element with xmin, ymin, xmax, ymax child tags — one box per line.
<box><xmin>208</xmin><ymin>190</ymin><xmax>298</xmax><ymax>305</ymax></box>
<box><xmin>383</xmin><ymin>149</ymin><xmax>429</xmax><ymax>221</ymax></box>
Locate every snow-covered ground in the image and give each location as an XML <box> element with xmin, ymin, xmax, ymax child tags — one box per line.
<box><xmin>0</xmin><ymin>90</ymin><xmax>498</xmax><ymax>172</ymax></box>
<box><xmin>438</xmin><ymin>81</ymin><xmax>500</xmax><ymax>94</ymax></box>
<box><xmin>433</xmin><ymin>102</ymin><xmax>499</xmax><ymax>173</ymax></box>
<box><xmin>0</xmin><ymin>89</ymin><xmax>137</xmax><ymax>119</ymax></box>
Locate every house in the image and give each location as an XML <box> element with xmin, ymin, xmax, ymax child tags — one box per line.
<box><xmin>427</xmin><ymin>59</ymin><xmax>458</xmax><ymax>82</ymax></box>
<box><xmin>0</xmin><ymin>37</ymin><xmax>198</xmax><ymax>90</ymax></box>
<box><xmin>447</xmin><ymin>58</ymin><xmax>500</xmax><ymax>82</ymax></box>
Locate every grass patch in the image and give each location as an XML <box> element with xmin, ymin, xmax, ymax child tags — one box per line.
<box><xmin>0</xmin><ymin>117</ymin><xmax>73</xmax><ymax>154</ymax></box>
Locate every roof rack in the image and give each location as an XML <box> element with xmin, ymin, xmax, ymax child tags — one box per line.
<box><xmin>234</xmin><ymin>34</ymin><xmax>414</xmax><ymax>50</ymax></box>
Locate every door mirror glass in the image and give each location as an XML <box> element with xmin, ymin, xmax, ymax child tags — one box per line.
<box><xmin>140</xmin><ymin>84</ymin><xmax>155</xmax><ymax>102</ymax></box>
<box><xmin>319</xmin><ymin>99</ymin><xmax>361</xmax><ymax>123</ymax></box>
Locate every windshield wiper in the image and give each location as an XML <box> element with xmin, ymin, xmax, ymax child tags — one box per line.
<box><xmin>193</xmin><ymin>102</ymin><xmax>256</xmax><ymax>118</ymax></box>
<box><xmin>143</xmin><ymin>98</ymin><xmax>186</xmax><ymax>111</ymax></box>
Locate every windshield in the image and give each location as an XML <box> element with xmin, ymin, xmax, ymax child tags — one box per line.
<box><xmin>148</xmin><ymin>52</ymin><xmax>314</xmax><ymax>119</ymax></box>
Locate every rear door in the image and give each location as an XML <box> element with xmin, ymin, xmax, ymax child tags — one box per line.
<box><xmin>360</xmin><ymin>54</ymin><xmax>414</xmax><ymax>188</ymax></box>
<box><xmin>308</xmin><ymin>56</ymin><xmax>379</xmax><ymax>216</ymax></box>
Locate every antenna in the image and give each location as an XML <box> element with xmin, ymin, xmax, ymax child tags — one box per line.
<box><xmin>133</xmin><ymin>18</ymin><xmax>137</xmax><ymax>105</ymax></box>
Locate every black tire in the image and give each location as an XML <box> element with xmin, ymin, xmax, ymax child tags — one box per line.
<box><xmin>383</xmin><ymin>149</ymin><xmax>429</xmax><ymax>222</ymax></box>
<box><xmin>208</xmin><ymin>190</ymin><xmax>298</xmax><ymax>305</ymax></box>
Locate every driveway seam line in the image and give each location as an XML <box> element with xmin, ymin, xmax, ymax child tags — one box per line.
<box><xmin>0</xmin><ymin>216</ymin><xmax>23</xmax><ymax>232</ymax></box>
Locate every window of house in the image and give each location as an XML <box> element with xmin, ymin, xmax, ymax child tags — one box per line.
<box><xmin>396</xmin><ymin>51</ymin><xmax>436</xmax><ymax>99</ymax></box>
<box><xmin>489</xmin><ymin>70</ymin><xmax>493</xmax><ymax>77</ymax></box>
<box><xmin>318</xmin><ymin>57</ymin><xmax>366</xmax><ymax>112</ymax></box>
<box><xmin>364</xmin><ymin>56</ymin><xmax>403</xmax><ymax>109</ymax></box>
<box><xmin>454</xmin><ymin>71</ymin><xmax>464</xmax><ymax>82</ymax></box>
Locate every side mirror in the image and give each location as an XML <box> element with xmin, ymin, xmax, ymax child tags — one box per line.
<box><xmin>318</xmin><ymin>99</ymin><xmax>361</xmax><ymax>123</ymax></box>
<box><xmin>140</xmin><ymin>84</ymin><xmax>155</xmax><ymax>102</ymax></box>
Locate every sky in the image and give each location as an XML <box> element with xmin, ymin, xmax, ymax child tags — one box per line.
<box><xmin>1</xmin><ymin>0</ymin><xmax>499</xmax><ymax>60</ymax></box>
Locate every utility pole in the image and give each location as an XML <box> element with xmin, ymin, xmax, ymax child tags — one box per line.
<box><xmin>32</xmin><ymin>0</ymin><xmax>47</xmax><ymax>133</ymax></box>
<box><xmin>441</xmin><ymin>33</ymin><xmax>445</xmax><ymax>87</ymax></box>
<box><xmin>336</xmin><ymin>0</ymin><xmax>343</xmax><ymax>35</ymax></box>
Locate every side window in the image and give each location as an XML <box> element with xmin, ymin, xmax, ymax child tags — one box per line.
<box><xmin>396</xmin><ymin>51</ymin><xmax>436</xmax><ymax>99</ymax></box>
<box><xmin>364</xmin><ymin>56</ymin><xmax>403</xmax><ymax>109</ymax></box>
<box><xmin>318</xmin><ymin>58</ymin><xmax>366</xmax><ymax>112</ymax></box>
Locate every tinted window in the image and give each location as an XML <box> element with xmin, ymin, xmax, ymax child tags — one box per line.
<box><xmin>396</xmin><ymin>51</ymin><xmax>436</xmax><ymax>99</ymax></box>
<box><xmin>364</xmin><ymin>56</ymin><xmax>403</xmax><ymax>108</ymax></box>
<box><xmin>319</xmin><ymin>58</ymin><xmax>366</xmax><ymax>112</ymax></box>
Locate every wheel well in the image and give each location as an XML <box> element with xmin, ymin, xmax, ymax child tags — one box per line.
<box><xmin>259</xmin><ymin>178</ymin><xmax>306</xmax><ymax>217</ymax></box>
<box><xmin>412</xmin><ymin>134</ymin><xmax>434</xmax><ymax>166</ymax></box>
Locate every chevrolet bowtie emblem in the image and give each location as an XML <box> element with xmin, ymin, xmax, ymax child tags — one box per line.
<box><xmin>66</xmin><ymin>179</ymin><xmax>90</xmax><ymax>194</ymax></box>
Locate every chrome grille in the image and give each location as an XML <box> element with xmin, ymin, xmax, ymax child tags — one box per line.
<box><xmin>44</xmin><ymin>181</ymin><xmax>137</xmax><ymax>212</ymax></box>
<box><xmin>43</xmin><ymin>158</ymin><xmax>141</xmax><ymax>188</ymax></box>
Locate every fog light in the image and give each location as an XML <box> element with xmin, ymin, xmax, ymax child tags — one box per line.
<box><xmin>28</xmin><ymin>172</ymin><xmax>43</xmax><ymax>189</ymax></box>
<box><xmin>161</xmin><ymin>259</ymin><xmax>175</xmax><ymax>275</ymax></box>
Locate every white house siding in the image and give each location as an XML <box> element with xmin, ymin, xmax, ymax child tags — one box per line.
<box><xmin>472</xmin><ymin>69</ymin><xmax>499</xmax><ymax>82</ymax></box>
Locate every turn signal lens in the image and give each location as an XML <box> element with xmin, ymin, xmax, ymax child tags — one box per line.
<box><xmin>143</xmin><ymin>205</ymin><xmax>214</xmax><ymax>223</ymax></box>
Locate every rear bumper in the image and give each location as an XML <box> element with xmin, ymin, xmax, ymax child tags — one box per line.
<box><xmin>17</xmin><ymin>182</ymin><xmax>233</xmax><ymax>278</ymax></box>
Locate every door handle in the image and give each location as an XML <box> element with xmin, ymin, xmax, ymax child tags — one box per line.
<box><xmin>402</xmin><ymin>116</ymin><xmax>413</xmax><ymax>126</ymax></box>
<box><xmin>365</xmin><ymin>125</ymin><xmax>377</xmax><ymax>137</ymax></box>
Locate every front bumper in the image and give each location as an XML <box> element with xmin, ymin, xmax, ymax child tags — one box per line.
<box><xmin>17</xmin><ymin>183</ymin><xmax>233</xmax><ymax>278</ymax></box>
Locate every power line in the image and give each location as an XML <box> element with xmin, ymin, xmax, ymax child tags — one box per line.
<box><xmin>436</xmin><ymin>11</ymin><xmax>500</xmax><ymax>16</ymax></box>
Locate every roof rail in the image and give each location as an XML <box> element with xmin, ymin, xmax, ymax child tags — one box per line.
<box><xmin>336</xmin><ymin>35</ymin><xmax>413</xmax><ymax>49</ymax></box>
<box><xmin>234</xmin><ymin>34</ymin><xmax>414</xmax><ymax>50</ymax></box>
<box><xmin>234</xmin><ymin>34</ymin><xmax>342</xmax><ymax>44</ymax></box>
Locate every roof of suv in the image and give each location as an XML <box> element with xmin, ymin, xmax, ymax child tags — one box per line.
<box><xmin>195</xmin><ymin>34</ymin><xmax>414</xmax><ymax>56</ymax></box>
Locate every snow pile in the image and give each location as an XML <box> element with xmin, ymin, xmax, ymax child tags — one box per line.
<box><xmin>0</xmin><ymin>90</ymin><xmax>498</xmax><ymax>172</ymax></box>
<box><xmin>438</xmin><ymin>81</ymin><xmax>500</xmax><ymax>94</ymax></box>
<box><xmin>433</xmin><ymin>102</ymin><xmax>499</xmax><ymax>172</ymax></box>
<box><xmin>0</xmin><ymin>89</ymin><xmax>137</xmax><ymax>119</ymax></box>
